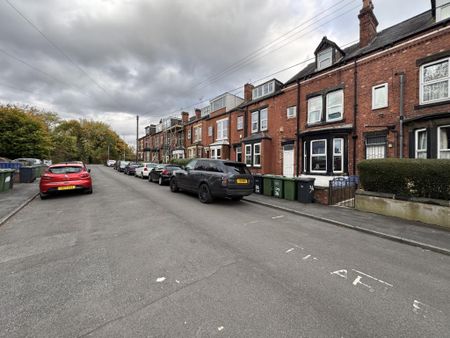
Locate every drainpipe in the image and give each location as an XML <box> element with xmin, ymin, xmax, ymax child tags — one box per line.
<box><xmin>398</xmin><ymin>72</ymin><xmax>405</xmax><ymax>159</ymax></box>
<box><xmin>352</xmin><ymin>60</ymin><xmax>358</xmax><ymax>175</ymax></box>
<box><xmin>296</xmin><ymin>79</ymin><xmax>301</xmax><ymax>177</ymax></box>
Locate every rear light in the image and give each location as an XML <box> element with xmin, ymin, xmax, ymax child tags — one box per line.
<box><xmin>221</xmin><ymin>177</ymin><xmax>228</xmax><ymax>187</ymax></box>
<box><xmin>80</xmin><ymin>173</ymin><xmax>90</xmax><ymax>179</ymax></box>
<box><xmin>144</xmin><ymin>167</ymin><xmax>148</xmax><ymax>171</ymax></box>
<box><xmin>162</xmin><ymin>169</ymin><xmax>169</xmax><ymax>175</ymax></box>
<box><xmin>41</xmin><ymin>175</ymin><xmax>52</xmax><ymax>181</ymax></box>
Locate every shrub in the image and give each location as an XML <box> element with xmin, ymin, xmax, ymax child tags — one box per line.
<box><xmin>357</xmin><ymin>159</ymin><xmax>450</xmax><ymax>200</ymax></box>
<box><xmin>169</xmin><ymin>158</ymin><xmax>191</xmax><ymax>167</ymax></box>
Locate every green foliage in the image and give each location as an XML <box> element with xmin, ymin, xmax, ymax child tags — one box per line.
<box><xmin>169</xmin><ymin>158</ymin><xmax>191</xmax><ymax>166</ymax></box>
<box><xmin>357</xmin><ymin>159</ymin><xmax>450</xmax><ymax>200</ymax></box>
<box><xmin>0</xmin><ymin>105</ymin><xmax>53</xmax><ymax>159</ymax></box>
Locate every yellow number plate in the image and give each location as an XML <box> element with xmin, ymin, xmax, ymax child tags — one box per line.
<box><xmin>58</xmin><ymin>185</ymin><xmax>76</xmax><ymax>191</ymax></box>
<box><xmin>236</xmin><ymin>179</ymin><xmax>248</xmax><ymax>184</ymax></box>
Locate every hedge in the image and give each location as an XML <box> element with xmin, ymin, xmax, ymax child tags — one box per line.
<box><xmin>357</xmin><ymin>159</ymin><xmax>450</xmax><ymax>200</ymax></box>
<box><xmin>169</xmin><ymin>158</ymin><xmax>191</xmax><ymax>166</ymax></box>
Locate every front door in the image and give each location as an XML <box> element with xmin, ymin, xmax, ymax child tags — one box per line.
<box><xmin>283</xmin><ymin>145</ymin><xmax>294</xmax><ymax>177</ymax></box>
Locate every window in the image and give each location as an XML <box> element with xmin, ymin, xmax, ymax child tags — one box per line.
<box><xmin>303</xmin><ymin>142</ymin><xmax>307</xmax><ymax>173</ymax></box>
<box><xmin>420</xmin><ymin>58</ymin><xmax>450</xmax><ymax>104</ymax></box>
<box><xmin>193</xmin><ymin>125</ymin><xmax>202</xmax><ymax>142</ymax></box>
<box><xmin>260</xmin><ymin>108</ymin><xmax>268</xmax><ymax>131</ymax></box>
<box><xmin>245</xmin><ymin>144</ymin><xmax>252</xmax><ymax>166</ymax></box>
<box><xmin>211</xmin><ymin>146</ymin><xmax>221</xmax><ymax>159</ymax></box>
<box><xmin>237</xmin><ymin>116</ymin><xmax>243</xmax><ymax>130</ymax></box>
<box><xmin>365</xmin><ymin>135</ymin><xmax>386</xmax><ymax>159</ymax></box>
<box><xmin>317</xmin><ymin>48</ymin><xmax>332</xmax><ymax>70</ymax></box>
<box><xmin>187</xmin><ymin>129</ymin><xmax>191</xmax><ymax>140</ymax></box>
<box><xmin>252</xmin><ymin>80</ymin><xmax>275</xmax><ymax>100</ymax></box>
<box><xmin>251</xmin><ymin>111</ymin><xmax>259</xmax><ymax>133</ymax></box>
<box><xmin>211</xmin><ymin>96</ymin><xmax>226</xmax><ymax>111</ymax></box>
<box><xmin>253</xmin><ymin>143</ymin><xmax>261</xmax><ymax>167</ymax></box>
<box><xmin>333</xmin><ymin>139</ymin><xmax>344</xmax><ymax>173</ymax></box>
<box><xmin>216</xmin><ymin>118</ymin><xmax>228</xmax><ymax>140</ymax></box>
<box><xmin>310</xmin><ymin>140</ymin><xmax>326</xmax><ymax>173</ymax></box>
<box><xmin>308</xmin><ymin>96</ymin><xmax>322</xmax><ymax>124</ymax></box>
<box><xmin>438</xmin><ymin>125</ymin><xmax>450</xmax><ymax>159</ymax></box>
<box><xmin>326</xmin><ymin>90</ymin><xmax>343</xmax><ymax>122</ymax></box>
<box><xmin>208</xmin><ymin>126</ymin><xmax>213</xmax><ymax>137</ymax></box>
<box><xmin>415</xmin><ymin>129</ymin><xmax>427</xmax><ymax>159</ymax></box>
<box><xmin>287</xmin><ymin>106</ymin><xmax>297</xmax><ymax>119</ymax></box>
<box><xmin>372</xmin><ymin>83</ymin><xmax>388</xmax><ymax>109</ymax></box>
<box><xmin>236</xmin><ymin>146</ymin><xmax>242</xmax><ymax>162</ymax></box>
<box><xmin>436</xmin><ymin>0</ymin><xmax>450</xmax><ymax>21</ymax></box>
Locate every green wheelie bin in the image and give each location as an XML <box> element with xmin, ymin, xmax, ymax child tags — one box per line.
<box><xmin>263</xmin><ymin>175</ymin><xmax>273</xmax><ymax>197</ymax></box>
<box><xmin>283</xmin><ymin>177</ymin><xmax>297</xmax><ymax>201</ymax></box>
<box><xmin>272</xmin><ymin>176</ymin><xmax>284</xmax><ymax>199</ymax></box>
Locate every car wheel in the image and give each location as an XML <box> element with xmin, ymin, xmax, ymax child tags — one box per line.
<box><xmin>85</xmin><ymin>187</ymin><xmax>93</xmax><ymax>194</ymax></box>
<box><xmin>39</xmin><ymin>192</ymin><xmax>49</xmax><ymax>200</ymax></box>
<box><xmin>170</xmin><ymin>178</ymin><xmax>179</xmax><ymax>192</ymax></box>
<box><xmin>141</xmin><ymin>173</ymin><xmax>144</xmax><ymax>179</ymax></box>
<box><xmin>148</xmin><ymin>175</ymin><xmax>152</xmax><ymax>182</ymax></box>
<box><xmin>158</xmin><ymin>176</ymin><xmax>164</xmax><ymax>185</ymax></box>
<box><xmin>198</xmin><ymin>183</ymin><xmax>213</xmax><ymax>204</ymax></box>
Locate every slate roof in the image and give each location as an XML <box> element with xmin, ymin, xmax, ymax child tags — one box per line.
<box><xmin>286</xmin><ymin>10</ymin><xmax>443</xmax><ymax>85</ymax></box>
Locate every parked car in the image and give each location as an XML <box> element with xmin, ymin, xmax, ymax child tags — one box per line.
<box><xmin>170</xmin><ymin>159</ymin><xmax>254</xmax><ymax>203</ymax></box>
<box><xmin>13</xmin><ymin>158</ymin><xmax>42</xmax><ymax>166</ymax></box>
<box><xmin>135</xmin><ymin>162</ymin><xmax>157</xmax><ymax>179</ymax></box>
<box><xmin>106</xmin><ymin>160</ymin><xmax>116</xmax><ymax>167</ymax></box>
<box><xmin>149</xmin><ymin>164</ymin><xmax>181</xmax><ymax>185</ymax></box>
<box><xmin>124</xmin><ymin>162</ymin><xmax>141</xmax><ymax>175</ymax></box>
<box><xmin>118</xmin><ymin>161</ymin><xmax>130</xmax><ymax>172</ymax></box>
<box><xmin>39</xmin><ymin>163</ymin><xmax>92</xmax><ymax>199</ymax></box>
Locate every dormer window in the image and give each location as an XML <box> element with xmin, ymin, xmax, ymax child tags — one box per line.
<box><xmin>436</xmin><ymin>0</ymin><xmax>450</xmax><ymax>21</ymax></box>
<box><xmin>252</xmin><ymin>80</ymin><xmax>275</xmax><ymax>100</ymax></box>
<box><xmin>317</xmin><ymin>48</ymin><xmax>332</xmax><ymax>70</ymax></box>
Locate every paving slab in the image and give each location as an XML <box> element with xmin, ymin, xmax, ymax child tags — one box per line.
<box><xmin>0</xmin><ymin>181</ymin><xmax>39</xmax><ymax>225</ymax></box>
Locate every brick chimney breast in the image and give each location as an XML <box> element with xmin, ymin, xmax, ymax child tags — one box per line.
<box><xmin>181</xmin><ymin>111</ymin><xmax>189</xmax><ymax>124</ymax></box>
<box><xmin>244</xmin><ymin>83</ymin><xmax>254</xmax><ymax>101</ymax></box>
<box><xmin>359</xmin><ymin>0</ymin><xmax>379</xmax><ymax>48</ymax></box>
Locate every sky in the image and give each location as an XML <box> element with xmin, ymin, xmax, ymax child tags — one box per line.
<box><xmin>0</xmin><ymin>0</ymin><xmax>430</xmax><ymax>145</ymax></box>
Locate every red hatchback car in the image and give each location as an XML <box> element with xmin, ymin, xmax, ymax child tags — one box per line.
<box><xmin>39</xmin><ymin>163</ymin><xmax>92</xmax><ymax>199</ymax></box>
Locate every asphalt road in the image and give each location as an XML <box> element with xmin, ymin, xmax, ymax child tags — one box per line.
<box><xmin>0</xmin><ymin>165</ymin><xmax>449</xmax><ymax>337</ymax></box>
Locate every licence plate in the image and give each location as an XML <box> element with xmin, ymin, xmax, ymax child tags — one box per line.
<box><xmin>236</xmin><ymin>179</ymin><xmax>248</xmax><ymax>184</ymax></box>
<box><xmin>58</xmin><ymin>185</ymin><xmax>76</xmax><ymax>191</ymax></box>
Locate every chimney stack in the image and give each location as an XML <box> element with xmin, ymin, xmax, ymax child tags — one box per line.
<box><xmin>195</xmin><ymin>108</ymin><xmax>201</xmax><ymax>120</ymax></box>
<box><xmin>359</xmin><ymin>0</ymin><xmax>378</xmax><ymax>48</ymax></box>
<box><xmin>244</xmin><ymin>83</ymin><xmax>254</xmax><ymax>101</ymax></box>
<box><xmin>181</xmin><ymin>111</ymin><xmax>189</xmax><ymax>124</ymax></box>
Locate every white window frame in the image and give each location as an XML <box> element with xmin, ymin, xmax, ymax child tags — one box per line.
<box><xmin>260</xmin><ymin>108</ymin><xmax>268</xmax><ymax>131</ymax></box>
<box><xmin>237</xmin><ymin>116</ymin><xmax>243</xmax><ymax>130</ymax></box>
<box><xmin>251</xmin><ymin>111</ymin><xmax>259</xmax><ymax>133</ymax></box>
<box><xmin>245</xmin><ymin>144</ymin><xmax>252</xmax><ymax>166</ymax></box>
<box><xmin>365</xmin><ymin>136</ymin><xmax>386</xmax><ymax>159</ymax></box>
<box><xmin>210</xmin><ymin>146</ymin><xmax>221</xmax><ymax>159</ymax></box>
<box><xmin>236</xmin><ymin>146</ymin><xmax>242</xmax><ymax>162</ymax></box>
<box><xmin>208</xmin><ymin>126</ymin><xmax>213</xmax><ymax>137</ymax></box>
<box><xmin>310</xmin><ymin>139</ymin><xmax>327</xmax><ymax>173</ymax></box>
<box><xmin>415</xmin><ymin>128</ymin><xmax>427</xmax><ymax>159</ymax></box>
<box><xmin>303</xmin><ymin>141</ymin><xmax>307</xmax><ymax>173</ymax></box>
<box><xmin>436</xmin><ymin>0</ymin><xmax>450</xmax><ymax>21</ymax></box>
<box><xmin>332</xmin><ymin>138</ymin><xmax>344</xmax><ymax>174</ymax></box>
<box><xmin>420</xmin><ymin>57</ymin><xmax>450</xmax><ymax>105</ymax></box>
<box><xmin>326</xmin><ymin>90</ymin><xmax>344</xmax><ymax>122</ymax></box>
<box><xmin>372</xmin><ymin>83</ymin><xmax>389</xmax><ymax>109</ymax></box>
<box><xmin>252</xmin><ymin>80</ymin><xmax>275</xmax><ymax>100</ymax></box>
<box><xmin>308</xmin><ymin>96</ymin><xmax>322</xmax><ymax>124</ymax></box>
<box><xmin>216</xmin><ymin>118</ymin><xmax>228</xmax><ymax>141</ymax></box>
<box><xmin>317</xmin><ymin>48</ymin><xmax>332</xmax><ymax>70</ymax></box>
<box><xmin>187</xmin><ymin>129</ymin><xmax>191</xmax><ymax>140</ymax></box>
<box><xmin>193</xmin><ymin>125</ymin><xmax>202</xmax><ymax>142</ymax></box>
<box><xmin>211</xmin><ymin>96</ymin><xmax>226</xmax><ymax>112</ymax></box>
<box><xmin>253</xmin><ymin>143</ymin><xmax>261</xmax><ymax>167</ymax></box>
<box><xmin>287</xmin><ymin>106</ymin><xmax>297</xmax><ymax>119</ymax></box>
<box><xmin>438</xmin><ymin>125</ymin><xmax>450</xmax><ymax>159</ymax></box>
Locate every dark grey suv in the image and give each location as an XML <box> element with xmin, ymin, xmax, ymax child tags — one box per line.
<box><xmin>169</xmin><ymin>159</ymin><xmax>254</xmax><ymax>203</ymax></box>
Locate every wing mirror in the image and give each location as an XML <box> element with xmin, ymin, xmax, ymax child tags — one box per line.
<box><xmin>88</xmin><ymin>169</ymin><xmax>91</xmax><ymax>173</ymax></box>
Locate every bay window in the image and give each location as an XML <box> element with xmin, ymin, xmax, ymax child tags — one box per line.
<box><xmin>415</xmin><ymin>129</ymin><xmax>427</xmax><ymax>159</ymax></box>
<box><xmin>211</xmin><ymin>146</ymin><xmax>221</xmax><ymax>159</ymax></box>
<box><xmin>308</xmin><ymin>96</ymin><xmax>322</xmax><ymax>124</ymax></box>
<box><xmin>253</xmin><ymin>143</ymin><xmax>261</xmax><ymax>167</ymax></box>
<box><xmin>310</xmin><ymin>140</ymin><xmax>327</xmax><ymax>173</ymax></box>
<box><xmin>420</xmin><ymin>58</ymin><xmax>450</xmax><ymax>104</ymax></box>
<box><xmin>326</xmin><ymin>90</ymin><xmax>343</xmax><ymax>121</ymax></box>
<box><xmin>438</xmin><ymin>125</ymin><xmax>450</xmax><ymax>159</ymax></box>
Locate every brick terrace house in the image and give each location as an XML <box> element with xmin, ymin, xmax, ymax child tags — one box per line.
<box><xmin>283</xmin><ymin>0</ymin><xmax>450</xmax><ymax>187</ymax></box>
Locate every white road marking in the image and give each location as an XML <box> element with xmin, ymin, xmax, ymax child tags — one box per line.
<box><xmin>302</xmin><ymin>254</ymin><xmax>312</xmax><ymax>260</ymax></box>
<box><xmin>352</xmin><ymin>275</ymin><xmax>375</xmax><ymax>292</ymax></box>
<box><xmin>218</xmin><ymin>326</ymin><xmax>224</xmax><ymax>331</ymax></box>
<box><xmin>243</xmin><ymin>220</ymin><xmax>259</xmax><ymax>226</ymax></box>
<box><xmin>412</xmin><ymin>299</ymin><xmax>442</xmax><ymax>316</ymax></box>
<box><xmin>156</xmin><ymin>277</ymin><xmax>166</xmax><ymax>283</ymax></box>
<box><xmin>285</xmin><ymin>248</ymin><xmax>295</xmax><ymax>253</ymax></box>
<box><xmin>331</xmin><ymin>269</ymin><xmax>348</xmax><ymax>279</ymax></box>
<box><xmin>352</xmin><ymin>269</ymin><xmax>393</xmax><ymax>287</ymax></box>
<box><xmin>272</xmin><ymin>215</ymin><xmax>284</xmax><ymax>219</ymax></box>
<box><xmin>175</xmin><ymin>280</ymin><xmax>180</xmax><ymax>284</ymax></box>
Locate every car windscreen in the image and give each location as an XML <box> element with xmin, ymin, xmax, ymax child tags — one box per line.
<box><xmin>49</xmin><ymin>166</ymin><xmax>82</xmax><ymax>174</ymax></box>
<box><xmin>223</xmin><ymin>162</ymin><xmax>251</xmax><ymax>175</ymax></box>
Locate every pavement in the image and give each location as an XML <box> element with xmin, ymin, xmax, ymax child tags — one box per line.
<box><xmin>0</xmin><ymin>165</ymin><xmax>449</xmax><ymax>337</ymax></box>
<box><xmin>0</xmin><ymin>180</ymin><xmax>39</xmax><ymax>226</ymax></box>
<box><xmin>244</xmin><ymin>194</ymin><xmax>450</xmax><ymax>255</ymax></box>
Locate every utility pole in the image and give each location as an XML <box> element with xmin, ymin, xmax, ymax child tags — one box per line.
<box><xmin>136</xmin><ymin>115</ymin><xmax>139</xmax><ymax>162</ymax></box>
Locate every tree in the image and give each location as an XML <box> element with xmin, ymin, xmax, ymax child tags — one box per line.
<box><xmin>0</xmin><ymin>105</ymin><xmax>53</xmax><ymax>159</ymax></box>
